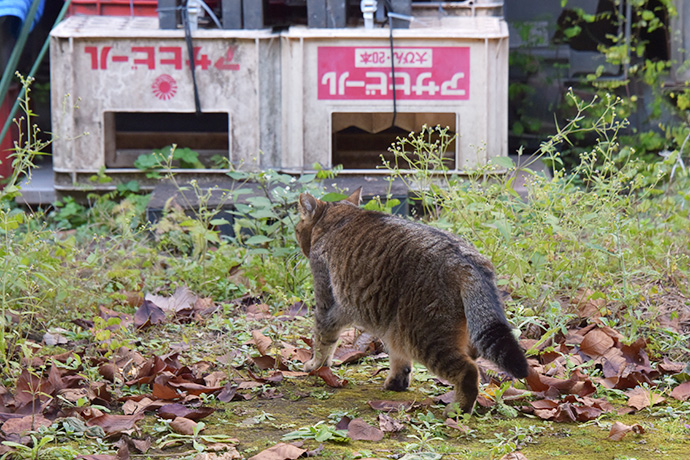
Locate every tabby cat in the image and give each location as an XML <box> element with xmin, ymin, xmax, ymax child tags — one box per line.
<box><xmin>296</xmin><ymin>188</ymin><xmax>528</xmax><ymax>413</ymax></box>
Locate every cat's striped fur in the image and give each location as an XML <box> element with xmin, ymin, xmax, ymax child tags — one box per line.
<box><xmin>296</xmin><ymin>188</ymin><xmax>528</xmax><ymax>413</ymax></box>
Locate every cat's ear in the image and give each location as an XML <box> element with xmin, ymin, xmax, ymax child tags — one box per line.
<box><xmin>345</xmin><ymin>187</ymin><xmax>362</xmax><ymax>206</ymax></box>
<box><xmin>298</xmin><ymin>193</ymin><xmax>318</xmax><ymax>220</ymax></box>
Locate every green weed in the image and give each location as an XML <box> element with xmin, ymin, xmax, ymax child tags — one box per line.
<box><xmin>282</xmin><ymin>421</ymin><xmax>349</xmax><ymax>443</ymax></box>
<box><xmin>383</xmin><ymin>91</ymin><xmax>690</xmax><ymax>352</ymax></box>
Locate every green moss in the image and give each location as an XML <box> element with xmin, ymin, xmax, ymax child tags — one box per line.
<box><xmin>143</xmin><ymin>368</ymin><xmax>690</xmax><ymax>460</ymax></box>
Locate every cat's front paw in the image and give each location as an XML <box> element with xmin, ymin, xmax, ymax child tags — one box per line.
<box><xmin>384</xmin><ymin>372</ymin><xmax>410</xmax><ymax>392</ymax></box>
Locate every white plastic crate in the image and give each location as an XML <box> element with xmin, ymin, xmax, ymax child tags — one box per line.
<box><xmin>280</xmin><ymin>16</ymin><xmax>509</xmax><ymax>173</ymax></box>
<box><xmin>50</xmin><ymin>15</ymin><xmax>280</xmax><ymax>191</ymax></box>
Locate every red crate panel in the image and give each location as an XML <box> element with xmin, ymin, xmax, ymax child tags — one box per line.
<box><xmin>69</xmin><ymin>0</ymin><xmax>158</xmax><ymax>17</ymax></box>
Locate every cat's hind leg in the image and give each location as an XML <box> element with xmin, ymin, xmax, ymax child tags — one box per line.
<box><xmin>384</xmin><ymin>347</ymin><xmax>413</xmax><ymax>392</ymax></box>
<box><xmin>423</xmin><ymin>345</ymin><xmax>479</xmax><ymax>414</ymax></box>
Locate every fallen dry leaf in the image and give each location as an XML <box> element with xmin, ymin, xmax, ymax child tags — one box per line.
<box><xmin>245</xmin><ymin>303</ymin><xmax>273</xmax><ymax>321</ymax></box>
<box><xmin>217</xmin><ymin>384</ymin><xmax>244</xmax><ymax>403</ymax></box>
<box><xmin>193</xmin><ymin>447</ymin><xmax>242</xmax><ymax>460</ymax></box>
<box><xmin>251</xmin><ymin>330</ymin><xmax>273</xmax><ymax>356</ymax></box>
<box><xmin>145</xmin><ymin>286</ymin><xmax>197</xmax><ymax>313</ymax></box>
<box><xmin>86</xmin><ymin>413</ymin><xmax>145</xmax><ymax>436</ymax></box>
<box><xmin>608</xmin><ymin>421</ymin><xmax>645</xmax><ymax>441</ymax></box>
<box><xmin>252</xmin><ymin>355</ymin><xmax>288</xmax><ymax>371</ymax></box>
<box><xmin>378</xmin><ymin>413</ymin><xmax>405</xmax><ymax>432</ymax></box>
<box><xmin>332</xmin><ymin>347</ymin><xmax>370</xmax><ymax>365</ymax></box>
<box><xmin>368</xmin><ymin>400</ymin><xmax>414</xmax><ymax>412</ymax></box>
<box><xmin>279</xmin><ymin>344</ymin><xmax>311</xmax><ymax>364</ymax></box>
<box><xmin>134</xmin><ymin>300</ymin><xmax>166</xmax><ymax>330</ymax></box>
<box><xmin>43</xmin><ymin>329</ymin><xmax>69</xmax><ymax>346</ymax></box>
<box><xmin>248</xmin><ymin>442</ymin><xmax>306</xmax><ymax>460</ymax></box>
<box><xmin>626</xmin><ymin>387</ymin><xmax>665</xmax><ymax>411</ymax></box>
<box><xmin>347</xmin><ymin>418</ymin><xmax>384</xmax><ymax>441</ymax></box>
<box><xmin>1</xmin><ymin>414</ymin><xmax>52</xmax><ymax>435</ymax></box>
<box><xmin>170</xmin><ymin>416</ymin><xmax>199</xmax><ymax>435</ymax></box>
<box><xmin>528</xmin><ymin>395</ymin><xmax>608</xmax><ymax>423</ymax></box>
<box><xmin>99</xmin><ymin>363</ymin><xmax>122</xmax><ymax>383</ymax></box>
<box><xmin>304</xmin><ymin>444</ymin><xmax>324</xmax><ymax>457</ymax></box>
<box><xmin>658</xmin><ymin>360</ymin><xmax>686</xmax><ymax>374</ymax></box>
<box><xmin>433</xmin><ymin>390</ymin><xmax>456</xmax><ymax>405</ymax></box>
<box><xmin>280</xmin><ymin>301</ymin><xmax>309</xmax><ymax>320</ymax></box>
<box><xmin>444</xmin><ymin>418</ymin><xmax>470</xmax><ymax>433</ymax></box>
<box><xmin>117</xmin><ymin>435</ymin><xmax>152</xmax><ymax>454</ymax></box>
<box><xmin>579</xmin><ymin>329</ymin><xmax>614</xmax><ymax>358</ymax></box>
<box><xmin>204</xmin><ymin>371</ymin><xmax>227</xmax><ymax>388</ymax></box>
<box><xmin>152</xmin><ymin>382</ymin><xmax>180</xmax><ymax>400</ymax></box>
<box><xmin>58</xmin><ymin>388</ymin><xmax>91</xmax><ymax>405</ymax></box>
<box><xmin>158</xmin><ymin>403</ymin><xmax>215</xmax><ymax>421</ymax></box>
<box><xmin>15</xmin><ymin>369</ymin><xmax>52</xmax><ymax>406</ymax></box>
<box><xmin>167</xmin><ymin>377</ymin><xmax>224</xmax><ymax>396</ymax></box>
<box><xmin>311</xmin><ymin>366</ymin><xmax>347</xmax><ymax>388</ymax></box>
<box><xmin>335</xmin><ymin>416</ymin><xmax>351</xmax><ymax>430</ymax></box>
<box><xmin>122</xmin><ymin>397</ymin><xmax>166</xmax><ymax>415</ymax></box>
<box><xmin>500</xmin><ymin>453</ymin><xmax>528</xmax><ymax>460</ymax></box>
<box><xmin>670</xmin><ymin>381</ymin><xmax>690</xmax><ymax>402</ymax></box>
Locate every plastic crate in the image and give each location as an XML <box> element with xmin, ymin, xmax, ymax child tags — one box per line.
<box><xmin>281</xmin><ymin>17</ymin><xmax>509</xmax><ymax>173</ymax></box>
<box><xmin>50</xmin><ymin>16</ymin><xmax>280</xmax><ymax>192</ymax></box>
<box><xmin>69</xmin><ymin>0</ymin><xmax>158</xmax><ymax>17</ymax></box>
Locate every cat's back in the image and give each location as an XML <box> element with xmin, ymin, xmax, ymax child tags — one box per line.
<box><xmin>313</xmin><ymin>205</ymin><xmax>492</xmax><ymax>317</ymax></box>
<box><xmin>317</xmin><ymin>204</ymin><xmax>485</xmax><ymax>268</ymax></box>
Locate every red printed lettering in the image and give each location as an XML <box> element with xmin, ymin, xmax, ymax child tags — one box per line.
<box><xmin>85</xmin><ymin>44</ymin><xmax>234</xmax><ymax>73</ymax></box>
<box><xmin>85</xmin><ymin>46</ymin><xmax>98</xmax><ymax>70</ymax></box>
<box><xmin>159</xmin><ymin>46</ymin><xmax>183</xmax><ymax>70</ymax></box>
<box><xmin>187</xmin><ymin>46</ymin><xmax>212</xmax><ymax>70</ymax></box>
<box><xmin>131</xmin><ymin>46</ymin><xmax>156</xmax><ymax>69</ymax></box>
<box><xmin>84</xmin><ymin>46</ymin><xmax>112</xmax><ymax>69</ymax></box>
<box><xmin>100</xmin><ymin>47</ymin><xmax>112</xmax><ymax>69</ymax></box>
<box><xmin>214</xmin><ymin>47</ymin><xmax>240</xmax><ymax>71</ymax></box>
<box><xmin>319</xmin><ymin>46</ymin><xmax>469</xmax><ymax>100</ymax></box>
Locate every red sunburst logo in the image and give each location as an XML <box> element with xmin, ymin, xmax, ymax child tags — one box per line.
<box><xmin>152</xmin><ymin>74</ymin><xmax>177</xmax><ymax>100</ymax></box>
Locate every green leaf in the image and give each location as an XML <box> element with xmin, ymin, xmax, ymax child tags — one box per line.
<box><xmin>491</xmin><ymin>156</ymin><xmax>515</xmax><ymax>170</ymax></box>
<box><xmin>134</xmin><ymin>153</ymin><xmax>161</xmax><ymax>170</ymax></box>
<box><xmin>248</xmin><ymin>209</ymin><xmax>278</xmax><ymax>219</ymax></box>
<box><xmin>320</xmin><ymin>192</ymin><xmax>348</xmax><ymax>202</ymax></box>
<box><xmin>247</xmin><ymin>196</ymin><xmax>274</xmax><ymax>208</ymax></box>
<box><xmin>400</xmin><ymin>454</ymin><xmax>442</xmax><ymax>460</ymax></box>
<box><xmin>314</xmin><ymin>426</ymin><xmax>333</xmax><ymax>442</ymax></box>
<box><xmin>386</xmin><ymin>198</ymin><xmax>401</xmax><ymax>208</ymax></box>
<box><xmin>245</xmin><ymin>235</ymin><xmax>273</xmax><ymax>245</ymax></box>
<box><xmin>210</xmin><ymin>218</ymin><xmax>230</xmax><ymax>226</ymax></box>
<box><xmin>299</xmin><ymin>173</ymin><xmax>317</xmax><ymax>183</ymax></box>
<box><xmin>1</xmin><ymin>441</ymin><xmax>30</xmax><ymax>450</ymax></box>
<box><xmin>564</xmin><ymin>25</ymin><xmax>581</xmax><ymax>38</ymax></box>
<box><xmin>226</xmin><ymin>171</ymin><xmax>247</xmax><ymax>181</ymax></box>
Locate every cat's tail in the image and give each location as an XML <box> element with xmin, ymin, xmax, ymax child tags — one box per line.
<box><xmin>458</xmin><ymin>265</ymin><xmax>529</xmax><ymax>379</ymax></box>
